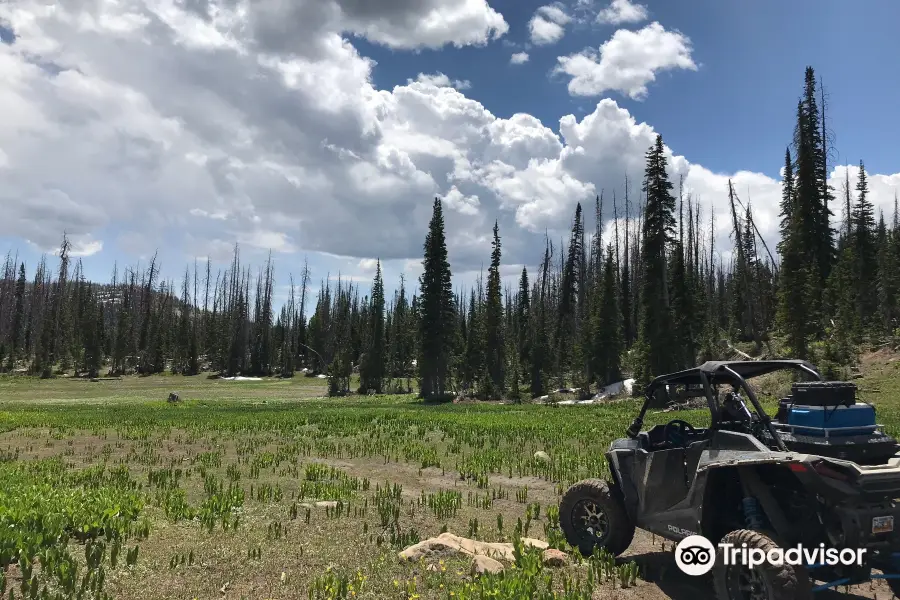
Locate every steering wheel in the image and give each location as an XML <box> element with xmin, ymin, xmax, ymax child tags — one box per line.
<box><xmin>664</xmin><ymin>419</ymin><xmax>697</xmax><ymax>448</ymax></box>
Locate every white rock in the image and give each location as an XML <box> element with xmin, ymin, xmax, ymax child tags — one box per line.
<box><xmin>299</xmin><ymin>501</ymin><xmax>339</xmax><ymax>509</ymax></box>
<box><xmin>471</xmin><ymin>555</ymin><xmax>504</xmax><ymax>575</ymax></box>
<box><xmin>398</xmin><ymin>532</ymin><xmax>548</xmax><ymax>563</ymax></box>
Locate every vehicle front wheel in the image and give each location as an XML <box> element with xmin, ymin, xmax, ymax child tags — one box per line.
<box><xmin>712</xmin><ymin>529</ymin><xmax>812</xmax><ymax>600</ymax></box>
<box><xmin>558</xmin><ymin>478</ymin><xmax>634</xmax><ymax>557</ymax></box>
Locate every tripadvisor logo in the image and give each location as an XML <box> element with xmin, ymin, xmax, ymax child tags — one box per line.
<box><xmin>674</xmin><ymin>535</ymin><xmax>866</xmax><ymax>576</ymax></box>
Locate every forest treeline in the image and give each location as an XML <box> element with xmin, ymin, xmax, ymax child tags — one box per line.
<box><xmin>0</xmin><ymin>66</ymin><xmax>898</xmax><ymax>402</ymax></box>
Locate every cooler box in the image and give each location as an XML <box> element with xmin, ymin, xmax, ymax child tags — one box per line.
<box><xmin>786</xmin><ymin>403</ymin><xmax>877</xmax><ymax>436</ymax></box>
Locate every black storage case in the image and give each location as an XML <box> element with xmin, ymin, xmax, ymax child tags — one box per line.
<box><xmin>790</xmin><ymin>381</ymin><xmax>857</xmax><ymax>407</ymax></box>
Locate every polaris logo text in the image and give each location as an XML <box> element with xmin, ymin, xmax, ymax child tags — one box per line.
<box><xmin>667</xmin><ymin>525</ymin><xmax>695</xmax><ymax>538</ymax></box>
<box><xmin>674</xmin><ymin>535</ymin><xmax>867</xmax><ymax>576</ymax></box>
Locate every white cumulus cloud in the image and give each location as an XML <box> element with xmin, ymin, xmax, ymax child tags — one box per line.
<box><xmin>247</xmin><ymin>0</ymin><xmax>509</xmax><ymax>55</ymax></box>
<box><xmin>555</xmin><ymin>22</ymin><xmax>697</xmax><ymax>99</ymax></box>
<box><xmin>412</xmin><ymin>72</ymin><xmax>472</xmax><ymax>91</ymax></box>
<box><xmin>529</xmin><ymin>3</ymin><xmax>571</xmax><ymax>46</ymax></box>
<box><xmin>510</xmin><ymin>51</ymin><xmax>529</xmax><ymax>64</ymax></box>
<box><xmin>596</xmin><ymin>0</ymin><xmax>648</xmax><ymax>25</ymax></box>
<box><xmin>442</xmin><ymin>186</ymin><xmax>481</xmax><ymax>215</ymax></box>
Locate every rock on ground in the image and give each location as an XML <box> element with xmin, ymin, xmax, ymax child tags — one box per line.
<box><xmin>542</xmin><ymin>548</ymin><xmax>569</xmax><ymax>567</ymax></box>
<box><xmin>533</xmin><ymin>450</ymin><xmax>550</xmax><ymax>462</ymax></box>
<box><xmin>398</xmin><ymin>532</ymin><xmax>549</xmax><ymax>562</ymax></box>
<box><xmin>471</xmin><ymin>555</ymin><xmax>505</xmax><ymax>575</ymax></box>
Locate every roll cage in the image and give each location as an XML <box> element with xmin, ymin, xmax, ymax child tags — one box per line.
<box><xmin>625</xmin><ymin>360</ymin><xmax>824</xmax><ymax>451</ymax></box>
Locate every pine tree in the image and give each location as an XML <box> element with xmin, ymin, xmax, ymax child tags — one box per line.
<box><xmin>554</xmin><ymin>203</ymin><xmax>584</xmax><ymax>387</ymax></box>
<box><xmin>778</xmin><ymin>148</ymin><xmax>795</xmax><ymax>250</ymax></box>
<box><xmin>7</xmin><ymin>263</ymin><xmax>26</xmax><ymax>370</ymax></box>
<box><xmin>516</xmin><ymin>267</ymin><xmax>531</xmax><ymax>386</ymax></box>
<box><xmin>35</xmin><ymin>236</ymin><xmax>72</xmax><ymax>378</ymax></box>
<box><xmin>635</xmin><ymin>135</ymin><xmax>679</xmax><ymax>391</ymax></box>
<box><xmin>617</xmin><ymin>187</ymin><xmax>634</xmax><ymax>348</ymax></box>
<box><xmin>669</xmin><ymin>180</ymin><xmax>694</xmax><ymax>367</ymax></box>
<box><xmin>852</xmin><ymin>160</ymin><xmax>877</xmax><ymax>330</ymax></box>
<box><xmin>776</xmin><ymin>68</ymin><xmax>839</xmax><ymax>358</ymax></box>
<box><xmin>777</xmin><ymin>219</ymin><xmax>814</xmax><ymax>357</ymax></box>
<box><xmin>531</xmin><ymin>237</ymin><xmax>552</xmax><ymax>398</ymax></box>
<box><xmin>83</xmin><ymin>291</ymin><xmax>103</xmax><ymax>378</ymax></box>
<box><xmin>592</xmin><ymin>246</ymin><xmax>623</xmax><ymax>386</ymax></box>
<box><xmin>112</xmin><ymin>271</ymin><xmax>133</xmax><ymax>375</ymax></box>
<box><xmin>876</xmin><ymin>210</ymin><xmax>898</xmax><ymax>334</ymax></box>
<box><xmin>391</xmin><ymin>274</ymin><xmax>413</xmax><ymax>391</ymax></box>
<box><xmin>484</xmin><ymin>221</ymin><xmax>505</xmax><ymax>398</ymax></box>
<box><xmin>178</xmin><ymin>266</ymin><xmax>192</xmax><ymax>374</ymax></box>
<box><xmin>418</xmin><ymin>198</ymin><xmax>456</xmax><ymax>400</ymax></box>
<box><xmin>463</xmin><ymin>290</ymin><xmax>480</xmax><ymax>392</ymax></box>
<box><xmin>801</xmin><ymin>67</ymin><xmax>834</xmax><ymax>286</ymax></box>
<box><xmin>816</xmin><ymin>72</ymin><xmax>837</xmax><ymax>281</ymax></box>
<box><xmin>360</xmin><ymin>259</ymin><xmax>386</xmax><ymax>393</ymax></box>
<box><xmin>792</xmin><ymin>94</ymin><xmax>822</xmax><ymax>322</ymax></box>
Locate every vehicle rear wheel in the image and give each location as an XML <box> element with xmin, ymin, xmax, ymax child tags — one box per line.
<box><xmin>712</xmin><ymin>529</ymin><xmax>812</xmax><ymax>600</ymax></box>
<box><xmin>558</xmin><ymin>478</ymin><xmax>634</xmax><ymax>557</ymax></box>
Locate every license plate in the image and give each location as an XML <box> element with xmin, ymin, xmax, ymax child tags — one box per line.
<box><xmin>873</xmin><ymin>516</ymin><xmax>894</xmax><ymax>534</ymax></box>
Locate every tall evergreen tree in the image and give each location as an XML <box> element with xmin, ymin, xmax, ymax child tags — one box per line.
<box><xmin>516</xmin><ymin>267</ymin><xmax>531</xmax><ymax>386</ymax></box>
<box><xmin>463</xmin><ymin>289</ymin><xmax>481</xmax><ymax>392</ymax></box>
<box><xmin>634</xmin><ymin>135</ymin><xmax>680</xmax><ymax>391</ymax></box>
<box><xmin>776</xmin><ymin>67</ymin><xmax>841</xmax><ymax>357</ymax></box>
<box><xmin>360</xmin><ymin>259</ymin><xmax>386</xmax><ymax>393</ymax></box>
<box><xmin>530</xmin><ymin>237</ymin><xmax>552</xmax><ymax>398</ymax></box>
<box><xmin>83</xmin><ymin>290</ymin><xmax>103</xmax><ymax>378</ymax></box>
<box><xmin>7</xmin><ymin>263</ymin><xmax>26</xmax><ymax>369</ymax></box>
<box><xmin>391</xmin><ymin>274</ymin><xmax>413</xmax><ymax>391</ymax></box>
<box><xmin>852</xmin><ymin>160</ymin><xmax>877</xmax><ymax>329</ymax></box>
<box><xmin>669</xmin><ymin>181</ymin><xmax>695</xmax><ymax>367</ymax></box>
<box><xmin>876</xmin><ymin>210</ymin><xmax>898</xmax><ymax>334</ymax></box>
<box><xmin>418</xmin><ymin>198</ymin><xmax>456</xmax><ymax>400</ymax></box>
<box><xmin>592</xmin><ymin>245</ymin><xmax>623</xmax><ymax>386</ymax></box>
<box><xmin>554</xmin><ymin>203</ymin><xmax>584</xmax><ymax>386</ymax></box>
<box><xmin>484</xmin><ymin>221</ymin><xmax>505</xmax><ymax>398</ymax></box>
<box><xmin>800</xmin><ymin>67</ymin><xmax>834</xmax><ymax>286</ymax></box>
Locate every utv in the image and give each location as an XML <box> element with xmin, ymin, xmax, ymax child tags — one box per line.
<box><xmin>559</xmin><ymin>360</ymin><xmax>900</xmax><ymax>599</ymax></box>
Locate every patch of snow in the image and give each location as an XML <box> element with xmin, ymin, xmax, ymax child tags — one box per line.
<box><xmin>316</xmin><ymin>374</ymin><xmax>328</xmax><ymax>378</ymax></box>
<box><xmin>221</xmin><ymin>376</ymin><xmax>263</xmax><ymax>381</ymax></box>
<box><xmin>592</xmin><ymin>378</ymin><xmax>635</xmax><ymax>400</ymax></box>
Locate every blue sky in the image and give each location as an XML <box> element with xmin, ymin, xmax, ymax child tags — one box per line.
<box><xmin>359</xmin><ymin>0</ymin><xmax>899</xmax><ymax>176</ymax></box>
<box><xmin>1</xmin><ymin>0</ymin><xmax>898</xmax><ymax>303</ymax></box>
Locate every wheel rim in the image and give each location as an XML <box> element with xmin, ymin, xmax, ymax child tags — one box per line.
<box><xmin>727</xmin><ymin>564</ymin><xmax>772</xmax><ymax>600</ymax></box>
<box><xmin>571</xmin><ymin>498</ymin><xmax>609</xmax><ymax>545</ymax></box>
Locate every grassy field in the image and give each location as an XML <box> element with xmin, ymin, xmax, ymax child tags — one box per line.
<box><xmin>2</xmin><ymin>353</ymin><xmax>900</xmax><ymax>600</ymax></box>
